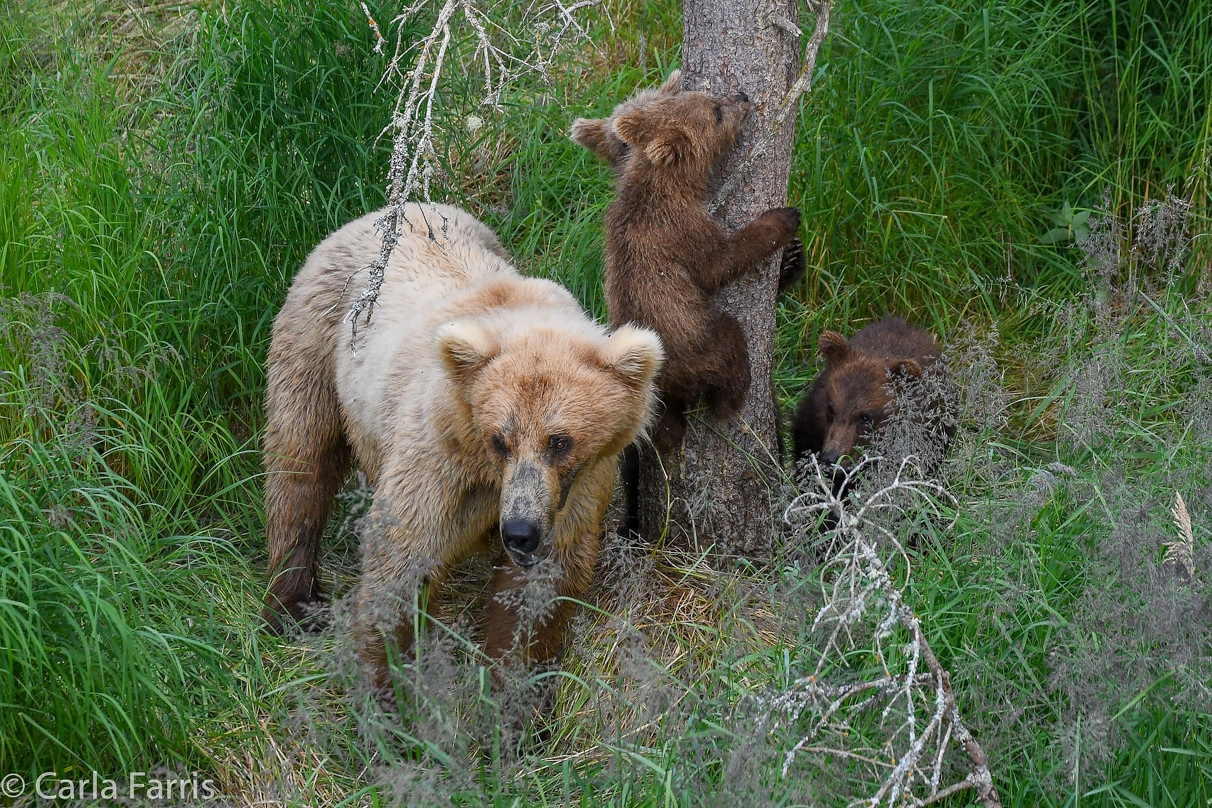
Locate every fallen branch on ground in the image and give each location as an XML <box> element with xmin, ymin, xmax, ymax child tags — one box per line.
<box><xmin>769</xmin><ymin>455</ymin><xmax>1002</xmax><ymax>808</ymax></box>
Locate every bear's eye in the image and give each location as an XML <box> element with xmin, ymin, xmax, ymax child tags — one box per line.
<box><xmin>859</xmin><ymin>414</ymin><xmax>874</xmax><ymax>431</ymax></box>
<box><xmin>713</xmin><ymin>104</ymin><xmax>723</xmax><ymax>124</ymax></box>
<box><xmin>491</xmin><ymin>433</ymin><xmax>509</xmax><ymax>457</ymax></box>
<box><xmin>547</xmin><ymin>434</ymin><xmax>573</xmax><ymax>459</ymax></box>
<box><xmin>825</xmin><ymin>403</ymin><xmax>836</xmax><ymax>421</ymax></box>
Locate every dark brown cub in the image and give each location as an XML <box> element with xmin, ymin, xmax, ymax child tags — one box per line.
<box><xmin>791</xmin><ymin>317</ymin><xmax>956</xmax><ymax>489</ymax></box>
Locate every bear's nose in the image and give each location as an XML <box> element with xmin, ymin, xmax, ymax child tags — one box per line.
<box><xmin>735</xmin><ymin>90</ymin><xmax>749</xmax><ymax>103</ymax></box>
<box><xmin>501</xmin><ymin>518</ymin><xmax>541</xmax><ymax>558</ymax></box>
<box><xmin>819</xmin><ymin>450</ymin><xmax>841</xmax><ymax>467</ymax></box>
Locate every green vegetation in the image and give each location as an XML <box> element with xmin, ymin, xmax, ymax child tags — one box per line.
<box><xmin>0</xmin><ymin>0</ymin><xmax>1208</xmax><ymax>804</ymax></box>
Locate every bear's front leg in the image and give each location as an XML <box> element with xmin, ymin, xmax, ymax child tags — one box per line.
<box><xmin>351</xmin><ymin>482</ymin><xmax>466</xmax><ymax>691</ymax></box>
<box><xmin>353</xmin><ymin>565</ymin><xmax>447</xmax><ymax>691</ymax></box>
<box><xmin>700</xmin><ymin>207</ymin><xmax>801</xmax><ymax>293</ymax></box>
<box><xmin>652</xmin><ymin>396</ymin><xmax>690</xmax><ymax>453</ymax></box>
<box><xmin>482</xmin><ymin>555</ymin><xmax>587</xmax><ymax>666</ymax></box>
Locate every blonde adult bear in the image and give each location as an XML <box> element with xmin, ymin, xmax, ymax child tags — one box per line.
<box><xmin>261</xmin><ymin>204</ymin><xmax>663</xmax><ymax>685</ymax></box>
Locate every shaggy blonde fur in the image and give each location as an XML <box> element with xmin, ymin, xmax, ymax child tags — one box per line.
<box><xmin>262</xmin><ymin>204</ymin><xmax>663</xmax><ymax>685</ymax></box>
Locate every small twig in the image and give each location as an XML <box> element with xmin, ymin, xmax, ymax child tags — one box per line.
<box><xmin>360</xmin><ymin>1</ymin><xmax>386</xmax><ymax>53</ymax></box>
<box><xmin>916</xmin><ymin>777</ymin><xmax>977</xmax><ymax>807</ymax></box>
<box><xmin>768</xmin><ymin>13</ymin><xmax>801</xmax><ymax>37</ymax></box>
<box><xmin>783</xmin><ymin>743</ymin><xmax>894</xmax><ymax>769</ymax></box>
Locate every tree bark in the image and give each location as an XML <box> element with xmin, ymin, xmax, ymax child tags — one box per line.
<box><xmin>636</xmin><ymin>0</ymin><xmax>803</xmax><ymax>556</ymax></box>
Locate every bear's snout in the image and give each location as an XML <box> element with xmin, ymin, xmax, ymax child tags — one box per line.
<box><xmin>501</xmin><ymin>518</ymin><xmax>542</xmax><ymax>565</ymax></box>
<box><xmin>499</xmin><ymin>459</ymin><xmax>555</xmax><ymax>565</ymax></box>
<box><xmin>816</xmin><ymin>449</ymin><xmax>854</xmax><ymax>497</ymax></box>
<box><xmin>821</xmin><ymin>424</ymin><xmax>860</xmax><ymax>470</ymax></box>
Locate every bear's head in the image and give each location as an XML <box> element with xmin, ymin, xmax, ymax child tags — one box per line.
<box><xmin>573</xmin><ymin>74</ymin><xmax>749</xmax><ymax>181</ymax></box>
<box><xmin>570</xmin><ymin>70</ymin><xmax>682</xmax><ymax>169</ymax></box>
<box><xmin>814</xmin><ymin>330</ymin><xmax>923</xmax><ymax>469</ymax></box>
<box><xmin>437</xmin><ymin>319</ymin><xmax>663</xmax><ymax>567</ymax></box>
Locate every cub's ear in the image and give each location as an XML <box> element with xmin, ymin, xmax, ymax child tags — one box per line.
<box><xmin>888</xmin><ymin>358</ymin><xmax>923</xmax><ymax>379</ymax></box>
<box><xmin>612</xmin><ymin>109</ymin><xmax>649</xmax><ymax>147</ymax></box>
<box><xmin>645</xmin><ymin>126</ymin><xmax>692</xmax><ymax>167</ymax></box>
<box><xmin>598</xmin><ymin>324</ymin><xmax>664</xmax><ymax>390</ymax></box>
<box><xmin>571</xmin><ymin>117</ymin><xmax>610</xmax><ymax>155</ymax></box>
<box><xmin>436</xmin><ymin>320</ymin><xmax>499</xmax><ymax>386</ymax></box>
<box><xmin>658</xmin><ymin>69</ymin><xmax>682</xmax><ymax>95</ymax></box>
<box><xmin>818</xmin><ymin>331</ymin><xmax>850</xmax><ymax>366</ymax></box>
<box><xmin>573</xmin><ymin>116</ymin><xmax>630</xmax><ymax>167</ymax></box>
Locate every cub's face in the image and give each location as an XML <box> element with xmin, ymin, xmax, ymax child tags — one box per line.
<box><xmin>815</xmin><ymin>331</ymin><xmax>923</xmax><ymax>470</ymax></box>
<box><xmin>818</xmin><ymin>361</ymin><xmax>895</xmax><ymax>468</ymax></box>
<box><xmin>610</xmin><ymin>89</ymin><xmax>750</xmax><ymax>171</ymax></box>
<box><xmin>438</xmin><ymin>321</ymin><xmax>663</xmax><ymax>568</ymax></box>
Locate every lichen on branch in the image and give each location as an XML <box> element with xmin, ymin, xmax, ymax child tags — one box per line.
<box><xmin>347</xmin><ymin>0</ymin><xmax>607</xmax><ymax>341</ymax></box>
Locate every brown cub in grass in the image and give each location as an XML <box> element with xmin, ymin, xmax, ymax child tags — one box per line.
<box><xmin>572</xmin><ymin>73</ymin><xmax>803</xmax><ymax>451</ymax></box>
<box><xmin>791</xmin><ymin>317</ymin><xmax>956</xmax><ymax>489</ymax></box>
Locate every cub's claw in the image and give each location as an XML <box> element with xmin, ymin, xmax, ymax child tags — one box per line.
<box><xmin>778</xmin><ymin>237</ymin><xmax>806</xmax><ymax>293</ymax></box>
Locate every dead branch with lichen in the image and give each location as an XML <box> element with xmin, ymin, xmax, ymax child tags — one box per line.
<box><xmin>774</xmin><ymin>455</ymin><xmax>1002</xmax><ymax>808</ymax></box>
<box><xmin>347</xmin><ymin>0</ymin><xmax>607</xmax><ymax>341</ymax></box>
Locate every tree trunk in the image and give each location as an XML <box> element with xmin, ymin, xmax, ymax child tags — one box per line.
<box><xmin>636</xmin><ymin>0</ymin><xmax>802</xmax><ymax>556</ymax></box>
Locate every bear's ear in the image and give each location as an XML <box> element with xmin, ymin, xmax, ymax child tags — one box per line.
<box><xmin>645</xmin><ymin>126</ymin><xmax>692</xmax><ymax>167</ymax></box>
<box><xmin>612</xmin><ymin>109</ymin><xmax>650</xmax><ymax>147</ymax></box>
<box><xmin>658</xmin><ymin>69</ymin><xmax>682</xmax><ymax>95</ymax></box>
<box><xmin>570</xmin><ymin>117</ymin><xmax>610</xmax><ymax>155</ymax></box>
<box><xmin>436</xmin><ymin>320</ymin><xmax>500</xmax><ymax>386</ymax></box>
<box><xmin>598</xmin><ymin>324</ymin><xmax>664</xmax><ymax>390</ymax></box>
<box><xmin>818</xmin><ymin>331</ymin><xmax>850</xmax><ymax>366</ymax></box>
<box><xmin>888</xmin><ymin>358</ymin><xmax>923</xmax><ymax>379</ymax></box>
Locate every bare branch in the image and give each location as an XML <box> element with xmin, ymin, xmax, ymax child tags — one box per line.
<box><xmin>346</xmin><ymin>0</ymin><xmax>605</xmax><ymax>341</ymax></box>
<box><xmin>360</xmin><ymin>1</ymin><xmax>387</xmax><ymax>53</ymax></box>
<box><xmin>770</xmin><ymin>455</ymin><xmax>1003</xmax><ymax>808</ymax></box>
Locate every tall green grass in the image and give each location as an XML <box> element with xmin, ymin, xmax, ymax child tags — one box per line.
<box><xmin>0</xmin><ymin>0</ymin><xmax>405</xmax><ymax>774</ymax></box>
<box><xmin>0</xmin><ymin>0</ymin><xmax>1209</xmax><ymax>803</ymax></box>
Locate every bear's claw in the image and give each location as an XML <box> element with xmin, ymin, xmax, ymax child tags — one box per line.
<box><xmin>778</xmin><ymin>237</ymin><xmax>806</xmax><ymax>293</ymax></box>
